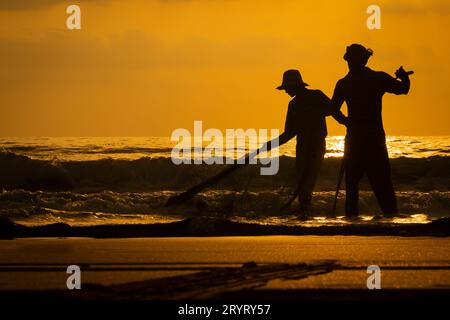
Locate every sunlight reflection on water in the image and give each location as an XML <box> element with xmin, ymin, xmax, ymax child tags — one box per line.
<box><xmin>0</xmin><ymin>136</ymin><xmax>448</xmax><ymax>161</ymax></box>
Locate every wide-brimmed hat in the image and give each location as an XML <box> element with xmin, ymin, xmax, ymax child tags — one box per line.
<box><xmin>276</xmin><ymin>69</ymin><xmax>309</xmax><ymax>90</ymax></box>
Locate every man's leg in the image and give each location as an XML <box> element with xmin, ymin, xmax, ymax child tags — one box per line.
<box><xmin>297</xmin><ymin>140</ymin><xmax>326</xmax><ymax>213</ymax></box>
<box><xmin>366</xmin><ymin>140</ymin><xmax>398</xmax><ymax>216</ymax></box>
<box><xmin>295</xmin><ymin>155</ymin><xmax>309</xmax><ymax>211</ymax></box>
<box><xmin>344</xmin><ymin>139</ymin><xmax>365</xmax><ymax>217</ymax></box>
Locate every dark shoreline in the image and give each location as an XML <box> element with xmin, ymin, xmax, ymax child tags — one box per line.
<box><xmin>1</xmin><ymin>217</ymin><xmax>450</xmax><ymax>238</ymax></box>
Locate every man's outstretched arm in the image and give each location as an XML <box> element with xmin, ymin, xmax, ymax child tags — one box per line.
<box><xmin>260</xmin><ymin>101</ymin><xmax>297</xmax><ymax>152</ymax></box>
<box><xmin>261</xmin><ymin>131</ymin><xmax>295</xmax><ymax>152</ymax></box>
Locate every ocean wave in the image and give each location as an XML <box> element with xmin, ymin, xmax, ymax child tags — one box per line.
<box><xmin>1</xmin><ymin>145</ymin><xmax>175</xmax><ymax>155</ymax></box>
<box><xmin>0</xmin><ymin>151</ymin><xmax>449</xmax><ymax>192</ymax></box>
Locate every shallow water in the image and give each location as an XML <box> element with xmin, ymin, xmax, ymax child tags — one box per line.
<box><xmin>1</xmin><ymin>189</ymin><xmax>446</xmax><ymax>226</ymax></box>
<box><xmin>0</xmin><ymin>136</ymin><xmax>448</xmax><ymax>227</ymax></box>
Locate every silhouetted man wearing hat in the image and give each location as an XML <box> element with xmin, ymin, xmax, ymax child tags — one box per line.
<box><xmin>331</xmin><ymin>44</ymin><xmax>412</xmax><ymax>217</ymax></box>
<box><xmin>263</xmin><ymin>69</ymin><xmax>336</xmax><ymax>216</ymax></box>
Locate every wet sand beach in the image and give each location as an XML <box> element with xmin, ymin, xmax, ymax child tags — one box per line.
<box><xmin>1</xmin><ymin>235</ymin><xmax>449</xmax><ymax>300</ymax></box>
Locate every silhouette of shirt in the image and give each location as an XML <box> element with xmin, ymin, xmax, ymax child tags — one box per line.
<box><xmin>332</xmin><ymin>67</ymin><xmax>408</xmax><ymax>135</ymax></box>
<box><xmin>284</xmin><ymin>89</ymin><xmax>331</xmax><ymax>140</ymax></box>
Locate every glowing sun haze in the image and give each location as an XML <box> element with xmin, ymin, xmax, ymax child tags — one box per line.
<box><xmin>0</xmin><ymin>0</ymin><xmax>448</xmax><ymax>136</ymax></box>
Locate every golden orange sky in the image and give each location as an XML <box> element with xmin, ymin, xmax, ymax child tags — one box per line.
<box><xmin>0</xmin><ymin>0</ymin><xmax>449</xmax><ymax>136</ymax></box>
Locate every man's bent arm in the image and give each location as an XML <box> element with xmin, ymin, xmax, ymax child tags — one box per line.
<box><xmin>383</xmin><ymin>71</ymin><xmax>410</xmax><ymax>95</ymax></box>
<box><xmin>396</xmin><ymin>75</ymin><xmax>410</xmax><ymax>94</ymax></box>
<box><xmin>330</xmin><ymin>82</ymin><xmax>349</xmax><ymax>126</ymax></box>
<box><xmin>330</xmin><ymin>104</ymin><xmax>348</xmax><ymax>126</ymax></box>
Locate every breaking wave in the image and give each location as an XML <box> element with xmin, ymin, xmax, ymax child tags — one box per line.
<box><xmin>0</xmin><ymin>151</ymin><xmax>448</xmax><ymax>192</ymax></box>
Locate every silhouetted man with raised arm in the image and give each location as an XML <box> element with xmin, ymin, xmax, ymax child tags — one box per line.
<box><xmin>331</xmin><ymin>44</ymin><xmax>411</xmax><ymax>217</ymax></box>
<box><xmin>263</xmin><ymin>69</ymin><xmax>336</xmax><ymax>216</ymax></box>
